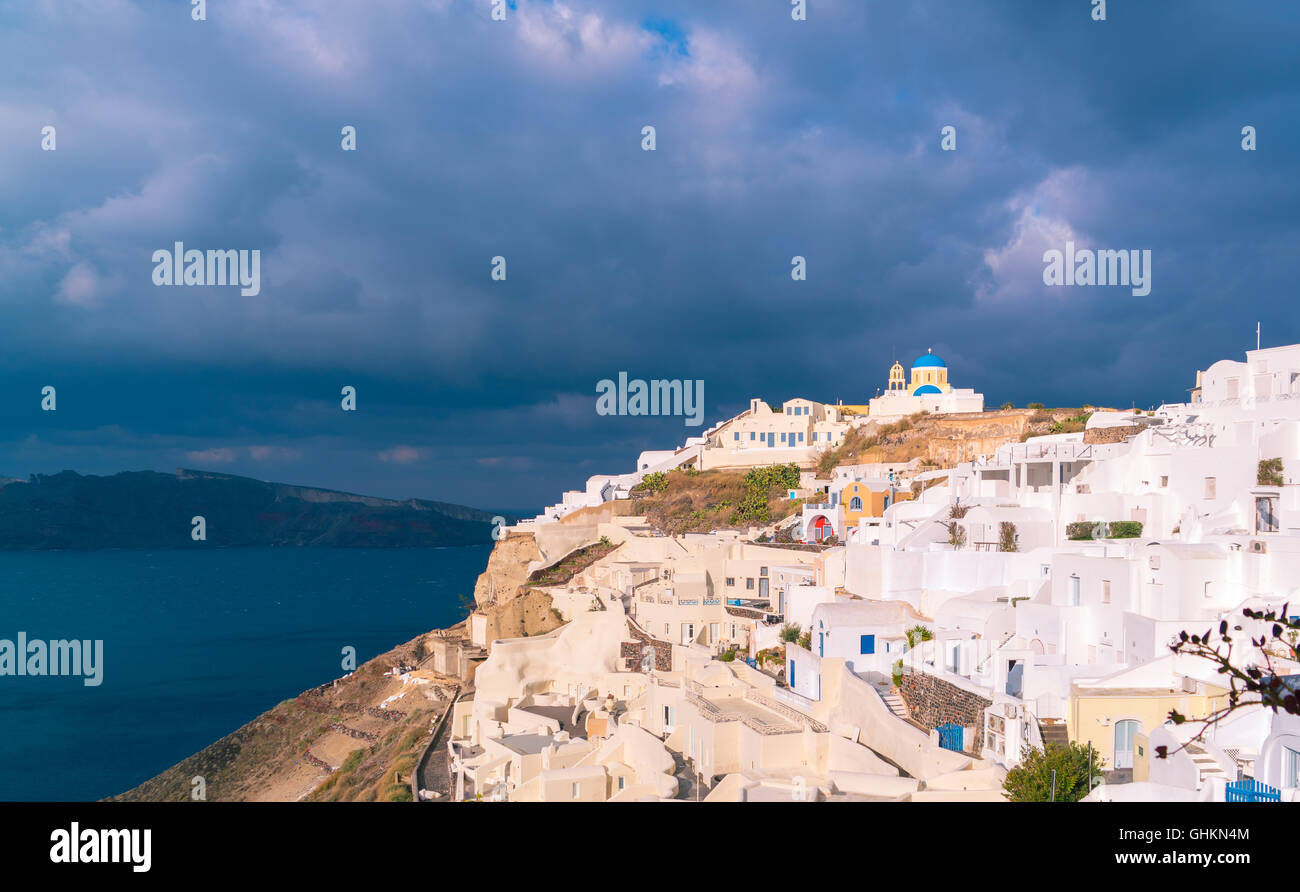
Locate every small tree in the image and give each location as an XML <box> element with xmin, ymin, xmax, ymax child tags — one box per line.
<box><xmin>1003</xmin><ymin>742</ymin><xmax>1105</xmax><ymax>802</ymax></box>
<box><xmin>1000</xmin><ymin>401</ymin><xmax>1015</xmax><ymax>410</ymax></box>
<box><xmin>641</xmin><ymin>471</ymin><xmax>669</xmax><ymax>494</ymax></box>
<box><xmin>940</xmin><ymin>503</ymin><xmax>970</xmax><ymax>548</ymax></box>
<box><xmin>998</xmin><ymin>521</ymin><xmax>1018</xmax><ymax>552</ymax></box>
<box><xmin>1259</xmin><ymin>458</ymin><xmax>1284</xmax><ymax>487</ymax></box>
<box><xmin>779</xmin><ymin>623</ymin><xmax>802</xmax><ymax>644</ymax></box>
<box><xmin>1163</xmin><ymin>606</ymin><xmax>1300</xmax><ymax>754</ymax></box>
<box><xmin>905</xmin><ymin>625</ymin><xmax>934</xmax><ymax>649</ymax></box>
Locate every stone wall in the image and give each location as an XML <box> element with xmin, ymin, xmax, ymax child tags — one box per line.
<box><xmin>898</xmin><ymin>671</ymin><xmax>992</xmax><ymax>753</ymax></box>
<box><xmin>623</xmin><ymin>621</ymin><xmax>672</xmax><ymax>671</ymax></box>
<box><xmin>1083</xmin><ymin>425</ymin><xmax>1142</xmax><ymax>445</ymax></box>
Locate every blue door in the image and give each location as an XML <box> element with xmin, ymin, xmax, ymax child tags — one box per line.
<box><xmin>818</xmin><ymin>632</ymin><xmax>824</xmax><ymax>656</ymax></box>
<box><xmin>768</xmin><ymin>432</ymin><xmax>775</xmax><ymax>447</ymax></box>
<box><xmin>937</xmin><ymin>723</ymin><xmax>963</xmax><ymax>752</ymax></box>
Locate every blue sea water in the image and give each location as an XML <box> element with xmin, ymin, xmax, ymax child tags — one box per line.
<box><xmin>0</xmin><ymin>546</ymin><xmax>488</xmax><ymax>801</ymax></box>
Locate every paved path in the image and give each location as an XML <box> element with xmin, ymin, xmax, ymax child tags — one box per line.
<box><xmin>415</xmin><ymin>688</ymin><xmax>462</xmax><ymax>801</ymax></box>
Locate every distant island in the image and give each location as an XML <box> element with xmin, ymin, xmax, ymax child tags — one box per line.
<box><xmin>0</xmin><ymin>469</ymin><xmax>508</xmax><ymax>549</ymax></box>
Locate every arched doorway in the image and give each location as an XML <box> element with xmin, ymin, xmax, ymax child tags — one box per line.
<box><xmin>810</xmin><ymin>515</ymin><xmax>833</xmax><ymax>542</ymax></box>
<box><xmin>1114</xmin><ymin>719</ymin><xmax>1140</xmax><ymax>769</ymax></box>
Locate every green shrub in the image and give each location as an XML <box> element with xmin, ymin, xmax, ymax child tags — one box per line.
<box><xmin>779</xmin><ymin>623</ymin><xmax>801</xmax><ymax>643</ymax></box>
<box><xmin>1107</xmin><ymin>521</ymin><xmax>1143</xmax><ymax>539</ymax></box>
<box><xmin>1259</xmin><ymin>458</ymin><xmax>1284</xmax><ymax>487</ymax></box>
<box><xmin>1003</xmin><ymin>742</ymin><xmax>1105</xmax><ymax>802</ymax></box>
<box><xmin>718</xmin><ymin>649</ymin><xmax>736</xmax><ymax>662</ymax></box>
<box><xmin>998</xmin><ymin>521</ymin><xmax>1019</xmax><ymax>552</ymax></box>
<box><xmin>904</xmin><ymin>625</ymin><xmax>933</xmax><ymax>649</ymax></box>
<box><xmin>1066</xmin><ymin>521</ymin><xmax>1095</xmax><ymax>540</ymax></box>
<box><xmin>640</xmin><ymin>471</ymin><xmax>669</xmax><ymax>494</ymax></box>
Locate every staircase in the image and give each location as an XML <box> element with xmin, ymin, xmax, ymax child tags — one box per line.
<box><xmin>1039</xmin><ymin>719</ymin><xmax>1068</xmax><ymax>749</ymax></box>
<box><xmin>879</xmin><ymin>690</ymin><xmax>910</xmax><ymax>721</ymax></box>
<box><xmin>1187</xmin><ymin>743</ymin><xmax>1230</xmax><ymax>788</ymax></box>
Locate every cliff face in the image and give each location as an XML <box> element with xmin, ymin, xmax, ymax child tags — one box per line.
<box><xmin>0</xmin><ymin>469</ymin><xmax>508</xmax><ymax>549</ymax></box>
<box><xmin>472</xmin><ymin>532</ymin><xmax>543</xmax><ymax>606</ymax></box>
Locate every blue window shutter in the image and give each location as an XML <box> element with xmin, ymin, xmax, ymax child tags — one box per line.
<box><xmin>860</xmin><ymin>634</ymin><xmax>875</xmax><ymax>655</ymax></box>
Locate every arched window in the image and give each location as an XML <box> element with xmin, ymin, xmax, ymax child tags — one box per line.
<box><xmin>850</xmin><ymin>496</ymin><xmax>863</xmax><ymax>512</ymax></box>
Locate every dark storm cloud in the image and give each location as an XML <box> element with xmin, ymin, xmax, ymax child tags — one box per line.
<box><xmin>0</xmin><ymin>0</ymin><xmax>1296</xmax><ymax>507</ymax></box>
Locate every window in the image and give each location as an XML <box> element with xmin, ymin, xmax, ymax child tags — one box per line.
<box><xmin>1160</xmin><ymin>476</ymin><xmax>1168</xmax><ymax>487</ymax></box>
<box><xmin>572</xmin><ymin>782</ymin><xmax>581</xmax><ymax>799</ymax></box>
<box><xmin>1257</xmin><ymin>496</ymin><xmax>1279</xmax><ymax>533</ymax></box>
<box><xmin>1204</xmin><ymin>477</ymin><xmax>1217</xmax><ymax>499</ymax></box>
<box><xmin>1070</xmin><ymin>575</ymin><xmax>1081</xmax><ymax>607</ymax></box>
<box><xmin>749</xmin><ymin>432</ymin><xmax>755</xmax><ymax>441</ymax></box>
<box><xmin>760</xmin><ymin>567</ymin><xmax>768</xmax><ymax>577</ymax></box>
<box><xmin>746</xmin><ymin>578</ymin><xmax>755</xmax><ymax>590</ymax></box>
<box><xmin>860</xmin><ymin>634</ymin><xmax>875</xmax><ymax>655</ymax></box>
<box><xmin>733</xmin><ymin>432</ymin><xmax>739</xmax><ymax>441</ymax></box>
<box><xmin>1285</xmin><ymin>747</ymin><xmax>1300</xmax><ymax>788</ymax></box>
<box><xmin>798</xmin><ymin>432</ymin><xmax>804</xmax><ymax>442</ymax></box>
<box><xmin>725</xmin><ymin>577</ymin><xmax>734</xmax><ymax>587</ymax></box>
<box><xmin>1101</xmin><ymin>579</ymin><xmax>1111</xmax><ymax>604</ymax></box>
<box><xmin>850</xmin><ymin>496</ymin><xmax>863</xmax><ymax>511</ymax></box>
<box><xmin>618</xmin><ymin>776</ymin><xmax>626</xmax><ymax>791</ymax></box>
<box><xmin>681</xmin><ymin>623</ymin><xmax>695</xmax><ymax>644</ymax></box>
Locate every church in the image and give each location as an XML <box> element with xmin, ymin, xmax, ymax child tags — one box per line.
<box><xmin>866</xmin><ymin>349</ymin><xmax>984</xmax><ymax>420</ymax></box>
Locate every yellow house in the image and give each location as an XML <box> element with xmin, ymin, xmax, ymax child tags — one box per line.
<box><xmin>1067</xmin><ymin>657</ymin><xmax>1230</xmax><ymax>775</ymax></box>
<box><xmin>840</xmin><ymin>481</ymin><xmax>913</xmax><ymax>531</ymax></box>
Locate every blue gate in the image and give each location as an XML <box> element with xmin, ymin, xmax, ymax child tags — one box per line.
<box><xmin>1226</xmin><ymin>778</ymin><xmax>1280</xmax><ymax>802</ymax></box>
<box><xmin>936</xmin><ymin>722</ymin><xmax>964</xmax><ymax>752</ymax></box>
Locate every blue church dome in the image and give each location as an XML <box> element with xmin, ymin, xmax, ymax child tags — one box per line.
<box><xmin>912</xmin><ymin>351</ymin><xmax>946</xmax><ymax>369</ymax></box>
<box><xmin>913</xmin><ymin>384</ymin><xmax>943</xmax><ymax>395</ymax></box>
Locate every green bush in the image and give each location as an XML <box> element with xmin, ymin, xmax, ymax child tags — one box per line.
<box><xmin>1259</xmin><ymin>458</ymin><xmax>1284</xmax><ymax>487</ymax></box>
<box><xmin>640</xmin><ymin>471</ymin><xmax>669</xmax><ymax>494</ymax></box>
<box><xmin>1066</xmin><ymin>521</ymin><xmax>1095</xmax><ymax>540</ymax></box>
<box><xmin>1003</xmin><ymin>742</ymin><xmax>1105</xmax><ymax>802</ymax></box>
<box><xmin>904</xmin><ymin>625</ymin><xmax>933</xmax><ymax>649</ymax></box>
<box><xmin>998</xmin><ymin>521</ymin><xmax>1019</xmax><ymax>553</ymax></box>
<box><xmin>1107</xmin><ymin>521</ymin><xmax>1143</xmax><ymax>539</ymax></box>
<box><xmin>779</xmin><ymin>623</ymin><xmax>801</xmax><ymax>643</ymax></box>
<box><xmin>718</xmin><ymin>649</ymin><xmax>736</xmax><ymax>662</ymax></box>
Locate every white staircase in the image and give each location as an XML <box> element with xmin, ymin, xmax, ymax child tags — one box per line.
<box><xmin>879</xmin><ymin>690</ymin><xmax>910</xmax><ymax>721</ymax></box>
<box><xmin>1187</xmin><ymin>743</ymin><xmax>1229</xmax><ymax>788</ymax></box>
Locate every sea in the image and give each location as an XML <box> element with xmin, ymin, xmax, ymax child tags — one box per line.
<box><xmin>0</xmin><ymin>546</ymin><xmax>490</xmax><ymax>801</ymax></box>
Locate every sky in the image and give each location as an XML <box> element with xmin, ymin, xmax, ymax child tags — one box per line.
<box><xmin>0</xmin><ymin>0</ymin><xmax>1297</xmax><ymax>511</ymax></box>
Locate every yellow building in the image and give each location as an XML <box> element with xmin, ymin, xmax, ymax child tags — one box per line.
<box><xmin>840</xmin><ymin>480</ymin><xmax>913</xmax><ymax>531</ymax></box>
<box><xmin>1068</xmin><ymin>659</ymin><xmax>1230</xmax><ymax>775</ymax></box>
